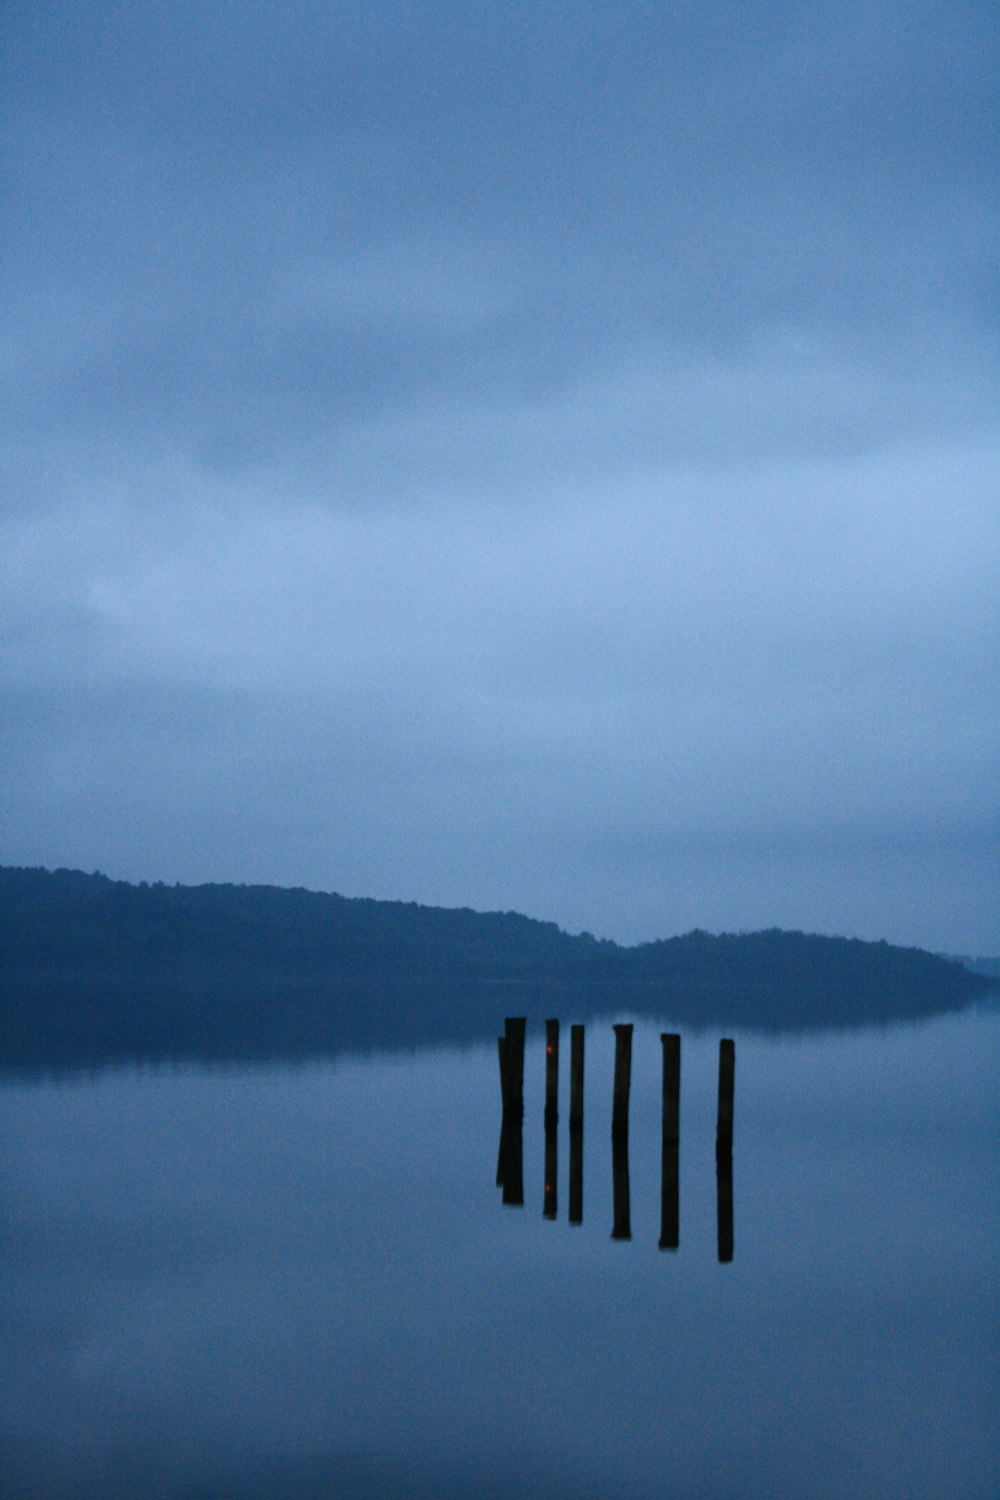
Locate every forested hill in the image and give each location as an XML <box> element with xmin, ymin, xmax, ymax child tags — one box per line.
<box><xmin>1</xmin><ymin>866</ymin><xmax>991</xmax><ymax>1068</ymax></box>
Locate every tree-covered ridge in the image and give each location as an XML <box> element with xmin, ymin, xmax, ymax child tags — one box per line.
<box><xmin>0</xmin><ymin>866</ymin><xmax>992</xmax><ymax>1070</ymax></box>
<box><xmin>0</xmin><ymin>865</ymin><xmax>598</xmax><ymax>977</ymax></box>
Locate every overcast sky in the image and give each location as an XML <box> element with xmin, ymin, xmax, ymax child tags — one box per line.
<box><xmin>2</xmin><ymin>1</ymin><xmax>997</xmax><ymax>951</ymax></box>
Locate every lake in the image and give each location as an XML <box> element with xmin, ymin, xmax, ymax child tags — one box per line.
<box><xmin>2</xmin><ymin>1005</ymin><xmax>997</xmax><ymax>1499</ymax></box>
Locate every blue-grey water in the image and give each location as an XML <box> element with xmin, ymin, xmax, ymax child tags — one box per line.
<box><xmin>2</xmin><ymin>1008</ymin><xmax>997</xmax><ymax>1499</ymax></box>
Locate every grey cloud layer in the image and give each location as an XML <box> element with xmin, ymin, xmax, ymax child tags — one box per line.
<box><xmin>2</xmin><ymin>2</ymin><xmax>997</xmax><ymax>948</ymax></box>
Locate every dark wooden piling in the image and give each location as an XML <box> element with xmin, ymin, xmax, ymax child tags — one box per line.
<box><xmin>544</xmin><ymin>1118</ymin><xmax>558</xmax><ymax>1219</ymax></box>
<box><xmin>659</xmin><ymin>1032</ymin><xmax>681</xmax><ymax>1250</ymax></box>
<box><xmin>504</xmin><ymin>1016</ymin><xmax>526</xmax><ymax>1119</ymax></box>
<box><xmin>716</xmin><ymin>1038</ymin><xmax>735</xmax><ymax>1161</ymax></box>
<box><xmin>716</xmin><ymin>1152</ymin><xmax>733</xmax><ymax>1262</ymax></box>
<box><xmin>544</xmin><ymin>1018</ymin><xmax>560</xmax><ymax>1127</ymax></box>
<box><xmin>611</xmin><ymin>1023</ymin><xmax>633</xmax><ymax>1137</ymax></box>
<box><xmin>611</xmin><ymin>1129</ymin><xmax>631</xmax><ymax>1240</ymax></box>
<box><xmin>569</xmin><ymin>1024</ymin><xmax>584</xmax><ymax>1131</ymax></box>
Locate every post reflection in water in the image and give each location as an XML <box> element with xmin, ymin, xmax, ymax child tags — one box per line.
<box><xmin>611</xmin><ymin>1130</ymin><xmax>631</xmax><ymax>1241</ymax></box>
<box><xmin>544</xmin><ymin>1119</ymin><xmax>558</xmax><ymax>1218</ymax></box>
<box><xmin>498</xmin><ymin>1109</ymin><xmax>524</xmax><ymax>1206</ymax></box>
<box><xmin>569</xmin><ymin>1121</ymin><xmax>583</xmax><ymax>1224</ymax></box>
<box><xmin>716</xmin><ymin>1151</ymin><xmax>733</xmax><ymax>1263</ymax></box>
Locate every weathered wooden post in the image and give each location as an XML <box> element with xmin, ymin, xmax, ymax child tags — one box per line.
<box><xmin>659</xmin><ymin>1032</ymin><xmax>680</xmax><ymax>1250</ymax></box>
<box><xmin>611</xmin><ymin>1128</ymin><xmax>631</xmax><ymax>1240</ymax></box>
<box><xmin>504</xmin><ymin>1016</ymin><xmax>526</xmax><ymax>1119</ymax></box>
<box><xmin>569</xmin><ymin>1024</ymin><xmax>584</xmax><ymax>1130</ymax></box>
<box><xmin>611</xmin><ymin>1023</ymin><xmax>633</xmax><ymax>1137</ymax></box>
<box><xmin>716</xmin><ymin>1038</ymin><xmax>734</xmax><ymax>1160</ymax></box>
<box><xmin>568</xmin><ymin>1024</ymin><xmax>584</xmax><ymax>1224</ymax></box>
<box><xmin>544</xmin><ymin>1018</ymin><xmax>559</xmax><ymax>1126</ymax></box>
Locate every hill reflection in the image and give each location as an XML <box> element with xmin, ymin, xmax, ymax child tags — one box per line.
<box><xmin>2</xmin><ymin>966</ymin><xmax>995</xmax><ymax>1077</ymax></box>
<box><xmin>1</xmin><ymin>866</ymin><xmax>991</xmax><ymax>1074</ymax></box>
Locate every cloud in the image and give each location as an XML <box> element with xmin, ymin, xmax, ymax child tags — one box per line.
<box><xmin>2</xmin><ymin>2</ymin><xmax>997</xmax><ymax>949</ymax></box>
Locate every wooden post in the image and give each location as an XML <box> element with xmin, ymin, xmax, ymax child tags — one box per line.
<box><xmin>504</xmin><ymin>1016</ymin><xmax>526</xmax><ymax>1120</ymax></box>
<box><xmin>611</xmin><ymin>1129</ymin><xmax>631</xmax><ymax>1240</ymax></box>
<box><xmin>544</xmin><ymin>1018</ymin><xmax>559</xmax><ymax>1126</ymax></box>
<box><xmin>544</xmin><ymin>1118</ymin><xmax>558</xmax><ymax>1219</ymax></box>
<box><xmin>611</xmin><ymin>1023</ymin><xmax>633</xmax><ymax>1137</ymax></box>
<box><xmin>659</xmin><ymin>1033</ymin><xmax>680</xmax><ymax>1250</ymax></box>
<box><xmin>569</xmin><ymin>1024</ymin><xmax>584</xmax><ymax>1131</ymax></box>
<box><xmin>716</xmin><ymin>1038</ymin><xmax>734</xmax><ymax>1161</ymax></box>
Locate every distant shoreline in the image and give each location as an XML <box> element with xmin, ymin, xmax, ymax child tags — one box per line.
<box><xmin>1</xmin><ymin>866</ymin><xmax>993</xmax><ymax>1071</ymax></box>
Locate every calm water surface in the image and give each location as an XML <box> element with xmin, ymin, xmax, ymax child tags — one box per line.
<box><xmin>2</xmin><ymin>1008</ymin><xmax>997</xmax><ymax>1499</ymax></box>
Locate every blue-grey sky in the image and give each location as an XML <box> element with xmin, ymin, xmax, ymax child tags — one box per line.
<box><xmin>3</xmin><ymin>1</ymin><xmax>998</xmax><ymax>950</ymax></box>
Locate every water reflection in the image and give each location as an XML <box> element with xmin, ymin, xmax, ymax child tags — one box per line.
<box><xmin>568</xmin><ymin>1120</ymin><xmax>583</xmax><ymax>1224</ymax></box>
<box><xmin>497</xmin><ymin>1109</ymin><xmax>524</xmax><ymax>1207</ymax></box>
<box><xmin>5</xmin><ymin>1009</ymin><xmax>997</xmax><ymax>1500</ymax></box>
<box><xmin>611</xmin><ymin>1129</ymin><xmax>631</xmax><ymax>1241</ymax></box>
<box><xmin>717</xmin><ymin>1150</ymin><xmax>734</xmax><ymax>1263</ymax></box>
<box><xmin>543</xmin><ymin>1119</ymin><xmax>558</xmax><ymax>1219</ymax></box>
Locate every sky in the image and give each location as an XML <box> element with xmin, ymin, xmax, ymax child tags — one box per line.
<box><xmin>2</xmin><ymin>1</ymin><xmax>997</xmax><ymax>952</ymax></box>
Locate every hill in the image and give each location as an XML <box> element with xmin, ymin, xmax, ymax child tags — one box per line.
<box><xmin>1</xmin><ymin>866</ymin><xmax>991</xmax><ymax>1069</ymax></box>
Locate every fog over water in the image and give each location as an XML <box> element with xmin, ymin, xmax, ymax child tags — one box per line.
<box><xmin>2</xmin><ymin>3</ymin><xmax>997</xmax><ymax>950</ymax></box>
